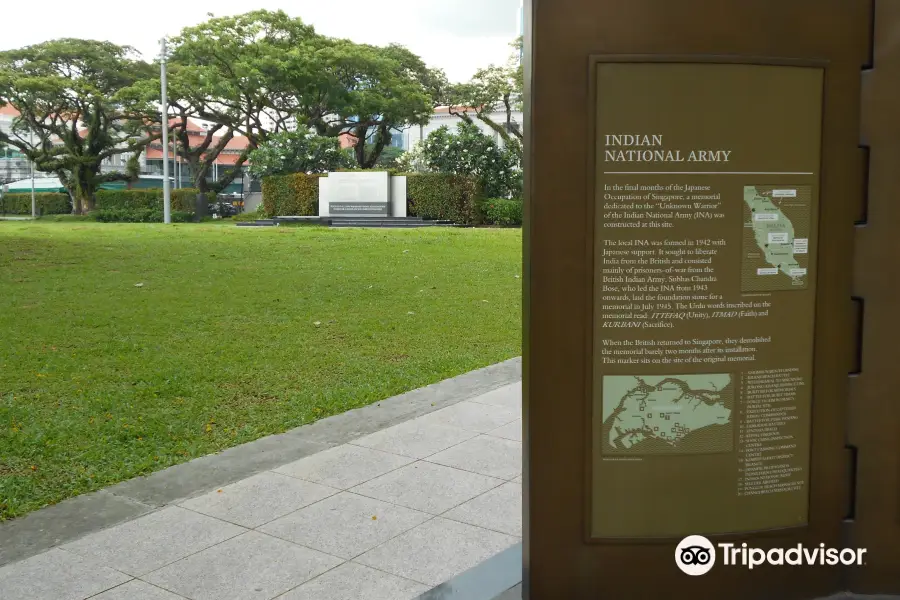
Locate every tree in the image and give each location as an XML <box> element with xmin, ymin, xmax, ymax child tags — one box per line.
<box><xmin>248</xmin><ymin>131</ymin><xmax>353</xmax><ymax>178</ymax></box>
<box><xmin>0</xmin><ymin>39</ymin><xmax>158</xmax><ymax>213</ymax></box>
<box><xmin>421</xmin><ymin>121</ymin><xmax>521</xmax><ymax>199</ymax></box>
<box><xmin>446</xmin><ymin>37</ymin><xmax>523</xmax><ymax>145</ymax></box>
<box><xmin>158</xmin><ymin>10</ymin><xmax>325</xmax><ymax>214</ymax></box>
<box><xmin>307</xmin><ymin>41</ymin><xmax>441</xmax><ymax>168</ymax></box>
<box><xmin>372</xmin><ymin>145</ymin><xmax>405</xmax><ymax>170</ymax></box>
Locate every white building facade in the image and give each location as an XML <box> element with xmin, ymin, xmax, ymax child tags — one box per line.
<box><xmin>403</xmin><ymin>107</ymin><xmax>524</xmax><ymax>151</ymax></box>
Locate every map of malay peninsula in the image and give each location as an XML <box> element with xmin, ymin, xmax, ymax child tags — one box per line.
<box><xmin>601</xmin><ymin>375</ymin><xmax>733</xmax><ymax>455</ymax></box>
<box><xmin>741</xmin><ymin>185</ymin><xmax>812</xmax><ymax>292</ymax></box>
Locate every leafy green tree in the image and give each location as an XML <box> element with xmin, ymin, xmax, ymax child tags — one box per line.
<box><xmin>421</xmin><ymin>121</ymin><xmax>521</xmax><ymax>198</ymax></box>
<box><xmin>307</xmin><ymin>42</ymin><xmax>442</xmax><ymax>169</ymax></box>
<box><xmin>138</xmin><ymin>10</ymin><xmax>331</xmax><ymax>216</ymax></box>
<box><xmin>248</xmin><ymin>131</ymin><xmax>353</xmax><ymax>178</ymax></box>
<box><xmin>447</xmin><ymin>37</ymin><xmax>523</xmax><ymax>145</ymax></box>
<box><xmin>166</xmin><ymin>11</ymin><xmax>317</xmax><ymax>144</ymax></box>
<box><xmin>0</xmin><ymin>39</ymin><xmax>158</xmax><ymax>213</ymax></box>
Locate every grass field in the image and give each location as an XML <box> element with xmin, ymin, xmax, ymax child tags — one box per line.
<box><xmin>0</xmin><ymin>221</ymin><xmax>522</xmax><ymax>520</ymax></box>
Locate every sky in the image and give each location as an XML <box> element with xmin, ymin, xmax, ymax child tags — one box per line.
<box><xmin>0</xmin><ymin>0</ymin><xmax>521</xmax><ymax>82</ymax></box>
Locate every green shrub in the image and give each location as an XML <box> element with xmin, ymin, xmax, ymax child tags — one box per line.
<box><xmin>420</xmin><ymin>122</ymin><xmax>522</xmax><ymax>199</ymax></box>
<box><xmin>95</xmin><ymin>189</ymin><xmax>212</xmax><ymax>213</ymax></box>
<box><xmin>39</xmin><ymin>214</ymin><xmax>93</xmax><ymax>222</ymax></box>
<box><xmin>232</xmin><ymin>205</ymin><xmax>266</xmax><ymax>222</ymax></box>
<box><xmin>405</xmin><ymin>173</ymin><xmax>482</xmax><ymax>225</ymax></box>
<box><xmin>481</xmin><ymin>198</ymin><xmax>523</xmax><ymax>227</ymax></box>
<box><xmin>0</xmin><ymin>193</ymin><xmax>70</xmax><ymax>215</ymax></box>
<box><xmin>261</xmin><ymin>173</ymin><xmax>322</xmax><ymax>217</ymax></box>
<box><xmin>93</xmin><ymin>208</ymin><xmax>192</xmax><ymax>223</ymax></box>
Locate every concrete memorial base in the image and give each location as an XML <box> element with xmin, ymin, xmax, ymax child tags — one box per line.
<box><xmin>318</xmin><ymin>172</ymin><xmax>407</xmax><ymax>218</ymax></box>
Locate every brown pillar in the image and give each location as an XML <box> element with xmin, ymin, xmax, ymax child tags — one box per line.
<box><xmin>847</xmin><ymin>1</ymin><xmax>900</xmax><ymax>594</ymax></box>
<box><xmin>522</xmin><ymin>1</ymin><xmax>890</xmax><ymax>598</ymax></box>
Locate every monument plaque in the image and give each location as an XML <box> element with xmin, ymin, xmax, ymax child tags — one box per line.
<box><xmin>590</xmin><ymin>61</ymin><xmax>823</xmax><ymax>538</ymax></box>
<box><xmin>319</xmin><ymin>171</ymin><xmax>391</xmax><ymax>217</ymax></box>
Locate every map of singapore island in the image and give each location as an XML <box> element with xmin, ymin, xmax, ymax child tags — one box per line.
<box><xmin>741</xmin><ymin>185</ymin><xmax>812</xmax><ymax>292</ymax></box>
<box><xmin>601</xmin><ymin>375</ymin><xmax>733</xmax><ymax>455</ymax></box>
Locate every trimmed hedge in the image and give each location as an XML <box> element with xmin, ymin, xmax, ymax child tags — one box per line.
<box><xmin>406</xmin><ymin>173</ymin><xmax>483</xmax><ymax>225</ymax></box>
<box><xmin>93</xmin><ymin>208</ymin><xmax>193</xmax><ymax>223</ymax></box>
<box><xmin>95</xmin><ymin>189</ymin><xmax>212</xmax><ymax>213</ymax></box>
<box><xmin>0</xmin><ymin>193</ymin><xmax>70</xmax><ymax>215</ymax></box>
<box><xmin>259</xmin><ymin>171</ymin><xmax>484</xmax><ymax>225</ymax></box>
<box><xmin>480</xmin><ymin>198</ymin><xmax>523</xmax><ymax>227</ymax></box>
<box><xmin>261</xmin><ymin>173</ymin><xmax>322</xmax><ymax>217</ymax></box>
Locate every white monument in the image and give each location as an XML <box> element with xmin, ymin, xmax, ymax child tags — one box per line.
<box><xmin>319</xmin><ymin>172</ymin><xmax>406</xmax><ymax>218</ymax></box>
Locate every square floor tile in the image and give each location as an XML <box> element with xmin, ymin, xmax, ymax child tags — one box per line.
<box><xmin>61</xmin><ymin>506</ymin><xmax>245</xmax><ymax>577</ymax></box>
<box><xmin>280</xmin><ymin>561</ymin><xmax>427</xmax><ymax>600</ymax></box>
<box><xmin>487</xmin><ymin>419</ymin><xmax>522</xmax><ymax>442</ymax></box>
<box><xmin>426</xmin><ymin>435</ymin><xmax>522</xmax><ymax>480</ymax></box>
<box><xmin>179</xmin><ymin>472</ymin><xmax>338</xmax><ymax>528</ymax></box>
<box><xmin>443</xmin><ymin>482</ymin><xmax>522</xmax><ymax>536</ymax></box>
<box><xmin>416</xmin><ymin>401</ymin><xmax>518</xmax><ymax>433</ymax></box>
<box><xmin>92</xmin><ymin>579</ymin><xmax>186</xmax><ymax>599</ymax></box>
<box><xmin>468</xmin><ymin>383</ymin><xmax>522</xmax><ymax>414</ymax></box>
<box><xmin>273</xmin><ymin>445</ymin><xmax>413</xmax><ymax>489</ymax></box>
<box><xmin>356</xmin><ymin>518</ymin><xmax>518</xmax><ymax>586</ymax></box>
<box><xmin>0</xmin><ymin>548</ymin><xmax>131</xmax><ymax>600</ymax></box>
<box><xmin>260</xmin><ymin>492</ymin><xmax>430</xmax><ymax>559</ymax></box>
<box><xmin>144</xmin><ymin>531</ymin><xmax>341</xmax><ymax>600</ymax></box>
<box><xmin>351</xmin><ymin>461</ymin><xmax>503</xmax><ymax>514</ymax></box>
<box><xmin>350</xmin><ymin>419</ymin><xmax>477</xmax><ymax>459</ymax></box>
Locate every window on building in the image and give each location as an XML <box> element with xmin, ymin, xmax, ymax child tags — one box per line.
<box><xmin>389</xmin><ymin>131</ymin><xmax>406</xmax><ymax>149</ymax></box>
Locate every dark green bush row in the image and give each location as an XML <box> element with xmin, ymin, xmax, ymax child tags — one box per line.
<box><xmin>261</xmin><ymin>173</ymin><xmax>322</xmax><ymax>217</ymax></box>
<box><xmin>0</xmin><ymin>193</ymin><xmax>70</xmax><ymax>215</ymax></box>
<box><xmin>406</xmin><ymin>173</ymin><xmax>483</xmax><ymax>225</ymax></box>
<box><xmin>480</xmin><ymin>198</ymin><xmax>523</xmax><ymax>227</ymax></box>
<box><xmin>95</xmin><ymin>189</ymin><xmax>213</xmax><ymax>213</ymax></box>
<box><xmin>93</xmin><ymin>208</ymin><xmax>193</xmax><ymax>223</ymax></box>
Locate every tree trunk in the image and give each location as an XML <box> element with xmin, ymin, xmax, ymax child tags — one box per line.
<box><xmin>362</xmin><ymin>125</ymin><xmax>391</xmax><ymax>169</ymax></box>
<box><xmin>353</xmin><ymin>126</ymin><xmax>368</xmax><ymax>168</ymax></box>
<box><xmin>195</xmin><ymin>177</ymin><xmax>209</xmax><ymax>222</ymax></box>
<box><xmin>78</xmin><ymin>192</ymin><xmax>96</xmax><ymax>215</ymax></box>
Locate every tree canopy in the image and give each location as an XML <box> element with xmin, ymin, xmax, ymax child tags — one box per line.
<box><xmin>302</xmin><ymin>41</ymin><xmax>441</xmax><ymax>168</ymax></box>
<box><xmin>0</xmin><ymin>38</ymin><xmax>158</xmax><ymax>212</ymax></box>
<box><xmin>248</xmin><ymin>131</ymin><xmax>352</xmax><ymax>178</ymax></box>
<box><xmin>446</xmin><ymin>37</ymin><xmax>523</xmax><ymax>144</ymax></box>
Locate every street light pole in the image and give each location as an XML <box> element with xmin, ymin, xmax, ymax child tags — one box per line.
<box><xmin>30</xmin><ymin>131</ymin><xmax>36</xmax><ymax>218</ymax></box>
<box><xmin>160</xmin><ymin>37</ymin><xmax>171</xmax><ymax>224</ymax></box>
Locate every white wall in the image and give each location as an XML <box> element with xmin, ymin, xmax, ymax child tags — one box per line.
<box><xmin>407</xmin><ymin>110</ymin><xmax>524</xmax><ymax>149</ymax></box>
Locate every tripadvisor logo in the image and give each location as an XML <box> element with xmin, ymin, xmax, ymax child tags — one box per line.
<box><xmin>675</xmin><ymin>535</ymin><xmax>867</xmax><ymax>575</ymax></box>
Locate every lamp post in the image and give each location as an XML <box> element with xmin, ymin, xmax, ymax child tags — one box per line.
<box><xmin>160</xmin><ymin>37</ymin><xmax>171</xmax><ymax>223</ymax></box>
<box><xmin>30</xmin><ymin>131</ymin><xmax>35</xmax><ymax>219</ymax></box>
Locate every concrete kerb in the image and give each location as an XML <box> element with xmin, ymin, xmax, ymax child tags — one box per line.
<box><xmin>0</xmin><ymin>357</ymin><xmax>522</xmax><ymax>568</ymax></box>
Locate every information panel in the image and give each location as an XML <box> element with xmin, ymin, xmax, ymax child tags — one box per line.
<box><xmin>591</xmin><ymin>62</ymin><xmax>823</xmax><ymax>538</ymax></box>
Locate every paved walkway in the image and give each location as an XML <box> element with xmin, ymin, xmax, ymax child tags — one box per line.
<box><xmin>0</xmin><ymin>372</ymin><xmax>523</xmax><ymax>600</ymax></box>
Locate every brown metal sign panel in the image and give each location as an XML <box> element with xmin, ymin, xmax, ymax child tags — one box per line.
<box><xmin>523</xmin><ymin>0</ymin><xmax>871</xmax><ymax>598</ymax></box>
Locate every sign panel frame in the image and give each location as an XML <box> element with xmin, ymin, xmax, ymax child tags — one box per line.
<box><xmin>583</xmin><ymin>54</ymin><xmax>829</xmax><ymax>545</ymax></box>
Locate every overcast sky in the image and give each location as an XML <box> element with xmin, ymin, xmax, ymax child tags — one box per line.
<box><xmin>0</xmin><ymin>0</ymin><xmax>521</xmax><ymax>82</ymax></box>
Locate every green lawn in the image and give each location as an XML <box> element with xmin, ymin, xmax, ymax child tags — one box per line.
<box><xmin>0</xmin><ymin>222</ymin><xmax>522</xmax><ymax>520</ymax></box>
